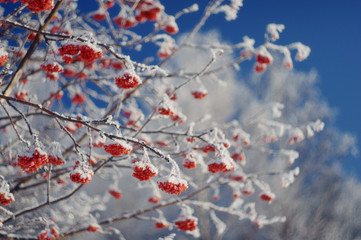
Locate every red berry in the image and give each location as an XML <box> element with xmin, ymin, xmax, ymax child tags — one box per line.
<box><xmin>228</xmin><ymin>174</ymin><xmax>245</xmax><ymax>182</ymax></box>
<box><xmin>76</xmin><ymin>72</ymin><xmax>87</xmax><ymax>80</ymax></box>
<box><xmin>15</xmin><ymin>91</ymin><xmax>29</xmax><ymax>101</ymax></box>
<box><xmin>40</xmin><ymin>61</ymin><xmax>63</xmax><ymax>73</ymax></box>
<box><xmin>50</xmin><ymin>227</ymin><xmax>59</xmax><ymax>239</ymax></box>
<box><xmin>21</xmin><ymin>78</ymin><xmax>28</xmax><ymax>85</ymax></box>
<box><xmin>254</xmin><ymin>63</ymin><xmax>267</xmax><ymax>73</ymax></box>
<box><xmin>62</xmin><ymin>55</ymin><xmax>73</xmax><ymax>64</ymax></box>
<box><xmin>202</xmin><ymin>145</ymin><xmax>215</xmax><ymax>153</ymax></box>
<box><xmin>108</xmin><ymin>189</ymin><xmax>122</xmax><ymax>199</ymax></box>
<box><xmin>155</xmin><ymin>222</ymin><xmax>169</xmax><ymax>229</ymax></box>
<box><xmin>92</xmin><ymin>135</ymin><xmax>105</xmax><ymax>148</ymax></box>
<box><xmin>37</xmin><ymin>231</ymin><xmax>54</xmax><ymax>240</ymax></box>
<box><xmin>56</xmin><ymin>178</ymin><xmax>67</xmax><ymax>185</ymax></box>
<box><xmin>103</xmin><ymin>140</ymin><xmax>132</xmax><ymax>156</ymax></box>
<box><xmin>0</xmin><ymin>190</ymin><xmax>14</xmax><ymax>206</ymax></box>
<box><xmin>208</xmin><ymin>162</ymin><xmax>231</xmax><ymax>173</ymax></box>
<box><xmin>241</xmin><ymin>189</ymin><xmax>254</xmax><ymax>195</ymax></box>
<box><xmin>191</xmin><ymin>90</ymin><xmax>208</xmax><ymax>99</ymax></box>
<box><xmin>111</xmin><ymin>60</ymin><xmax>124</xmax><ymax>70</ymax></box>
<box><xmin>157</xmin><ymin>107</ymin><xmax>174</xmax><ymax>116</ymax></box>
<box><xmin>69</xmin><ymin>161</ymin><xmax>93</xmax><ymax>184</ymax></box>
<box><xmin>50</xmin><ymin>91</ymin><xmax>63</xmax><ymax>100</ymax></box>
<box><xmin>59</xmin><ymin>44</ymin><xmax>80</xmax><ymax>56</ymax></box>
<box><xmin>256</xmin><ymin>54</ymin><xmax>272</xmax><ymax>64</ymax></box>
<box><xmin>174</xmin><ymin>218</ymin><xmax>197</xmax><ymax>231</ymax></box>
<box><xmin>63</xmin><ymin>68</ymin><xmax>77</xmax><ymax>77</ymax></box>
<box><xmin>46</xmin><ymin>72</ymin><xmax>59</xmax><ymax>81</ymax></box>
<box><xmin>104</xmin><ymin>0</ymin><xmax>114</xmax><ymax>9</ymax></box>
<box><xmin>113</xmin><ymin>16</ymin><xmax>136</xmax><ymax>28</ymax></box>
<box><xmin>140</xmin><ymin>7</ymin><xmax>161</xmax><ymax>21</ymax></box>
<box><xmin>208</xmin><ymin>157</ymin><xmax>235</xmax><ymax>174</ymax></box>
<box><xmin>71</xmin><ymin>93</ymin><xmax>86</xmax><ymax>105</ymax></box>
<box><xmin>48</xmin><ymin>155</ymin><xmax>64</xmax><ymax>166</ymax></box>
<box><xmin>164</xmin><ymin>24</ymin><xmax>178</xmax><ymax>34</ymax></box>
<box><xmin>260</xmin><ymin>193</ymin><xmax>274</xmax><ymax>202</ymax></box>
<box><xmin>79</xmin><ymin>44</ymin><xmax>102</xmax><ymax>63</ymax></box>
<box><xmin>21</xmin><ymin>0</ymin><xmax>54</xmax><ymax>12</ymax></box>
<box><xmin>115</xmin><ymin>71</ymin><xmax>141</xmax><ymax>89</ymax></box>
<box><xmin>157</xmin><ymin>176</ymin><xmax>188</xmax><ymax>195</ymax></box>
<box><xmin>231</xmin><ymin>152</ymin><xmax>245</xmax><ymax>162</ymax></box>
<box><xmin>0</xmin><ymin>53</ymin><xmax>8</xmax><ymax>66</ymax></box>
<box><xmin>17</xmin><ymin>148</ymin><xmax>48</xmax><ymax>173</ymax></box>
<box><xmin>165</xmin><ymin>88</ymin><xmax>177</xmax><ymax>100</ymax></box>
<box><xmin>233</xmin><ymin>193</ymin><xmax>240</xmax><ymax>199</ymax></box>
<box><xmin>93</xmin><ymin>12</ymin><xmax>106</xmax><ymax>21</ymax></box>
<box><xmin>158</xmin><ymin>51</ymin><xmax>169</xmax><ymax>59</ymax></box>
<box><xmin>183</xmin><ymin>159</ymin><xmax>196</xmax><ymax>169</ymax></box>
<box><xmin>132</xmin><ymin>162</ymin><xmax>157</xmax><ymax>181</ymax></box>
<box><xmin>87</xmin><ymin>224</ymin><xmax>100</xmax><ymax>232</ymax></box>
<box><xmin>148</xmin><ymin>196</ymin><xmax>161</xmax><ymax>204</ymax></box>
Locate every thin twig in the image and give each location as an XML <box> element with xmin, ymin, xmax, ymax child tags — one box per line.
<box><xmin>0</xmin><ymin>101</ymin><xmax>28</xmax><ymax>146</ymax></box>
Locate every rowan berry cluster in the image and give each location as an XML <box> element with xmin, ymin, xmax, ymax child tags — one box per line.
<box><xmin>132</xmin><ymin>162</ymin><xmax>158</xmax><ymax>181</ymax></box>
<box><xmin>115</xmin><ymin>70</ymin><xmax>141</xmax><ymax>89</ymax></box>
<box><xmin>17</xmin><ymin>148</ymin><xmax>48</xmax><ymax>173</ymax></box>
<box><xmin>191</xmin><ymin>90</ymin><xmax>208</xmax><ymax>99</ymax></box>
<box><xmin>103</xmin><ymin>139</ymin><xmax>132</xmax><ymax>156</ymax></box>
<box><xmin>157</xmin><ymin>176</ymin><xmax>188</xmax><ymax>195</ymax></box>
<box><xmin>174</xmin><ymin>217</ymin><xmax>198</xmax><ymax>232</ymax></box>
<box><xmin>0</xmin><ymin>52</ymin><xmax>8</xmax><ymax>66</ymax></box>
<box><xmin>69</xmin><ymin>161</ymin><xmax>94</xmax><ymax>184</ymax></box>
<box><xmin>0</xmin><ymin>181</ymin><xmax>14</xmax><ymax>206</ymax></box>
<box><xmin>40</xmin><ymin>61</ymin><xmax>63</xmax><ymax>73</ymax></box>
<box><xmin>20</xmin><ymin>0</ymin><xmax>54</xmax><ymax>12</ymax></box>
<box><xmin>58</xmin><ymin>41</ymin><xmax>102</xmax><ymax>64</ymax></box>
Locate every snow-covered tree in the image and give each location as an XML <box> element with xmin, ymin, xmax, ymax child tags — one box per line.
<box><xmin>0</xmin><ymin>1</ymin><xmax>349</xmax><ymax>239</ymax></box>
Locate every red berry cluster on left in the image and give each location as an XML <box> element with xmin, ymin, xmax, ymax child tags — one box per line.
<box><xmin>0</xmin><ymin>49</ymin><xmax>8</xmax><ymax>66</ymax></box>
<box><xmin>17</xmin><ymin>148</ymin><xmax>48</xmax><ymax>173</ymax></box>
<box><xmin>0</xmin><ymin>192</ymin><xmax>14</xmax><ymax>206</ymax></box>
<box><xmin>21</xmin><ymin>0</ymin><xmax>54</xmax><ymax>12</ymax></box>
<box><xmin>0</xmin><ymin>181</ymin><xmax>15</xmax><ymax>206</ymax></box>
